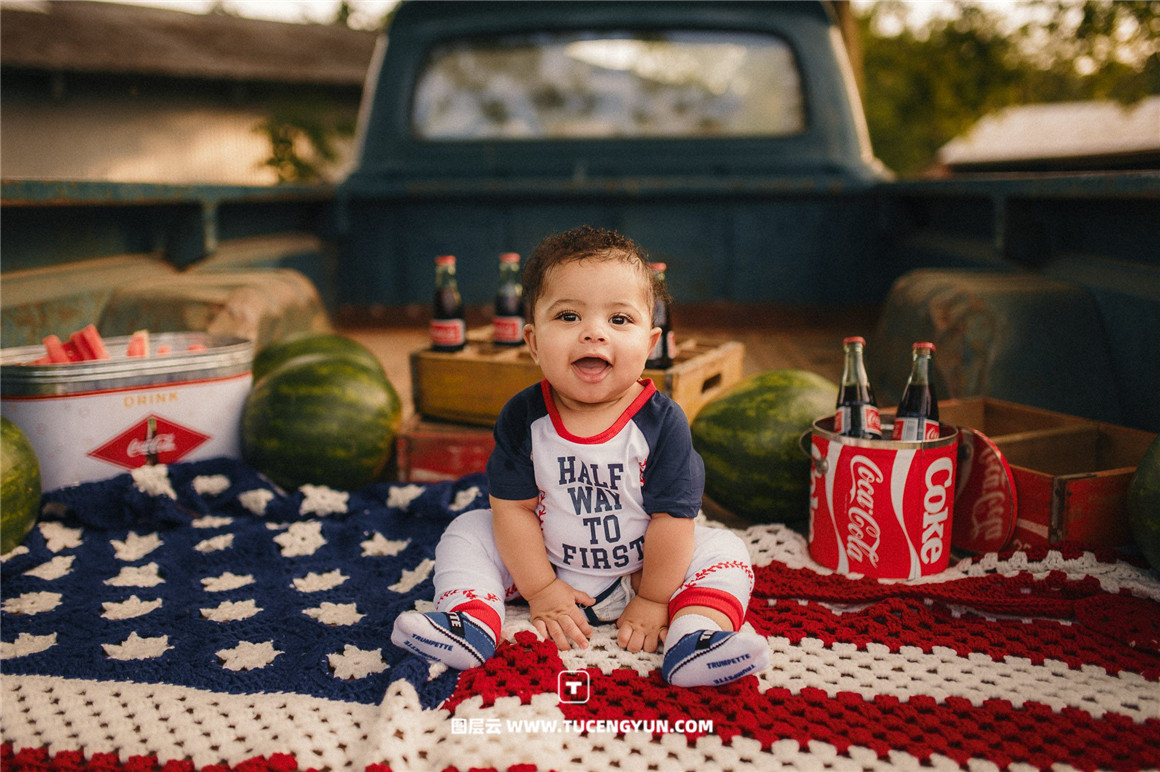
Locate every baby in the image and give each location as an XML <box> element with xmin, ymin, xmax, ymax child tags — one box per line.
<box><xmin>392</xmin><ymin>225</ymin><xmax>769</xmax><ymax>687</ymax></box>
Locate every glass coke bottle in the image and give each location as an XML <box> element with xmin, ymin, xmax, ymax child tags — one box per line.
<box><xmin>431</xmin><ymin>255</ymin><xmax>466</xmax><ymax>352</ymax></box>
<box><xmin>645</xmin><ymin>262</ymin><xmax>675</xmax><ymax>369</ymax></box>
<box><xmin>834</xmin><ymin>336</ymin><xmax>881</xmax><ymax>439</ymax></box>
<box><xmin>892</xmin><ymin>342</ymin><xmax>940</xmax><ymax>441</ymax></box>
<box><xmin>492</xmin><ymin>252</ymin><xmax>524</xmax><ymax>347</ymax></box>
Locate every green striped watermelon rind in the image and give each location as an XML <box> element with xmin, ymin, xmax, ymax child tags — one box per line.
<box><xmin>692</xmin><ymin>369</ymin><xmax>837</xmax><ymax>524</ymax></box>
<box><xmin>2</xmin><ymin>415</ymin><xmax>41</xmax><ymax>555</ymax></box>
<box><xmin>241</xmin><ymin>353</ymin><xmax>402</xmax><ymax>492</ymax></box>
<box><xmin>1127</xmin><ymin>434</ymin><xmax>1160</xmax><ymax>572</ymax></box>
<box><xmin>252</xmin><ymin>332</ymin><xmax>387</xmax><ymax>385</ymax></box>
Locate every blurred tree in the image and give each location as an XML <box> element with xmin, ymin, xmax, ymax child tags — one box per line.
<box><xmin>256</xmin><ymin>97</ymin><xmax>358</xmax><ymax>184</ymax></box>
<box><xmin>854</xmin><ymin>0</ymin><xmax>1160</xmax><ymax>175</ymax></box>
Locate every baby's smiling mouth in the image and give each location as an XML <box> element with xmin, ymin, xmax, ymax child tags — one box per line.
<box><xmin>572</xmin><ymin>356</ymin><xmax>611</xmax><ymax>381</ymax></box>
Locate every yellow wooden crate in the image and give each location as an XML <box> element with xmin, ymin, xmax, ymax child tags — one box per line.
<box><xmin>410</xmin><ymin>332</ymin><xmax>744</xmax><ymax>427</ymax></box>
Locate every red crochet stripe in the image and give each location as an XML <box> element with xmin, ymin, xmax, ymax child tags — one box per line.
<box><xmin>747</xmin><ymin>596</ymin><xmax>1160</xmax><ymax>680</ymax></box>
<box><xmin>0</xmin><ymin>747</ymin><xmax>305</xmax><ymax>772</ymax></box>
<box><xmin>442</xmin><ymin>633</ymin><xmax>1160</xmax><ymax>771</ymax></box>
<box><xmin>0</xmin><ymin>746</ymin><xmax>525</xmax><ymax>772</ymax></box>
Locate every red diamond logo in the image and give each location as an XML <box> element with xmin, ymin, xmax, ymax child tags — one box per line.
<box><xmin>87</xmin><ymin>414</ymin><xmax>210</xmax><ymax>470</ymax></box>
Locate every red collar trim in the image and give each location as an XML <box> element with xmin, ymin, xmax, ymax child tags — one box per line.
<box><xmin>541</xmin><ymin>379</ymin><xmax>656</xmax><ymax>445</ymax></box>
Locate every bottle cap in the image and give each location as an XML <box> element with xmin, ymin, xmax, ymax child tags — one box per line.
<box><xmin>914</xmin><ymin>341</ymin><xmax>936</xmax><ymax>351</ymax></box>
<box><xmin>500</xmin><ymin>252</ymin><xmax>520</xmax><ymax>263</ymax></box>
<box><xmin>650</xmin><ymin>262</ymin><xmax>667</xmax><ymax>271</ymax></box>
<box><xmin>951</xmin><ymin>426</ymin><xmax>1018</xmax><ymax>554</ymax></box>
<box><xmin>842</xmin><ymin>336</ymin><xmax>866</xmax><ymax>346</ymax></box>
<box><xmin>435</xmin><ymin>255</ymin><xmax>456</xmax><ymax>266</ymax></box>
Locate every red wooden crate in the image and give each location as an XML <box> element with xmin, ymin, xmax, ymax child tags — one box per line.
<box><xmin>395</xmin><ymin>414</ymin><xmax>495</xmax><ymax>483</ymax></box>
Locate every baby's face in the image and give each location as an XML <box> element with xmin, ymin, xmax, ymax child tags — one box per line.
<box><xmin>525</xmin><ymin>258</ymin><xmax>660</xmax><ymax>411</ymax></box>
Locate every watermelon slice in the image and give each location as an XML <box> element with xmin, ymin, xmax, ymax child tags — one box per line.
<box><xmin>41</xmin><ymin>335</ymin><xmax>72</xmax><ymax>364</ymax></box>
<box><xmin>127</xmin><ymin>330</ymin><xmax>150</xmax><ymax>358</ymax></box>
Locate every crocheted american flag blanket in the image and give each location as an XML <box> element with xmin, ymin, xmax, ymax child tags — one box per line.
<box><xmin>2</xmin><ymin>458</ymin><xmax>1159</xmax><ymax>772</ymax></box>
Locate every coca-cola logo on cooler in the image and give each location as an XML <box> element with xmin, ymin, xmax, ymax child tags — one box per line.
<box><xmin>920</xmin><ymin>457</ymin><xmax>954</xmax><ymax>565</ymax></box>
<box><xmin>845</xmin><ymin>454</ymin><xmax>883</xmax><ymax>567</ymax></box>
<box><xmin>87</xmin><ymin>414</ymin><xmax>210</xmax><ymax>470</ymax></box>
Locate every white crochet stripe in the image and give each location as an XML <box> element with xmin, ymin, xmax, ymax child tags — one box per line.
<box><xmin>1</xmin><ymin>674</ymin><xmax>378</xmax><ymax>771</ymax></box>
<box><xmin>756</xmin><ymin>635</ymin><xmax>1160</xmax><ymax>723</ymax></box>
<box><xmin>369</xmin><ymin>680</ymin><xmax>1029</xmax><ymax>772</ymax></box>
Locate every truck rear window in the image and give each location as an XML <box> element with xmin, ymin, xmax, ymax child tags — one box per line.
<box><xmin>412</xmin><ymin>30</ymin><xmax>805</xmax><ymax>140</ymax></box>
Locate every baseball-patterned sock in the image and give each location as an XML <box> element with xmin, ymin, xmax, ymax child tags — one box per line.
<box><xmin>662</xmin><ymin>613</ymin><xmax>769</xmax><ymax>688</ymax></box>
<box><xmin>391</xmin><ymin>610</ymin><xmax>496</xmax><ymax>670</ymax></box>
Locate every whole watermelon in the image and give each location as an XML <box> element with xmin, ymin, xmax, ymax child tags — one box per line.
<box><xmin>2</xmin><ymin>416</ymin><xmax>41</xmax><ymax>554</ymax></box>
<box><xmin>253</xmin><ymin>332</ymin><xmax>386</xmax><ymax>384</ymax></box>
<box><xmin>692</xmin><ymin>369</ymin><xmax>837</xmax><ymax>523</ymax></box>
<box><xmin>1127</xmin><ymin>435</ymin><xmax>1160</xmax><ymax>571</ymax></box>
<box><xmin>242</xmin><ymin>354</ymin><xmax>402</xmax><ymax>491</ymax></box>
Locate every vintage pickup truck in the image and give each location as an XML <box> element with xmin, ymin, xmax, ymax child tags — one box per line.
<box><xmin>3</xmin><ymin>0</ymin><xmax>1158</xmax><ymax>433</ymax></box>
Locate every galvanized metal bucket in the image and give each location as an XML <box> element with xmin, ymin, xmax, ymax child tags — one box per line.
<box><xmin>1</xmin><ymin>332</ymin><xmax>252</xmax><ymax>491</ymax></box>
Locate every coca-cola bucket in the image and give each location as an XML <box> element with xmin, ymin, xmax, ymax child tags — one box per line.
<box><xmin>804</xmin><ymin>415</ymin><xmax>959</xmax><ymax>579</ymax></box>
<box><xmin>1</xmin><ymin>332</ymin><xmax>252</xmax><ymax>491</ymax></box>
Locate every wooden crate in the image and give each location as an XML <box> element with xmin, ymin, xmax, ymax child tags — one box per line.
<box><xmin>396</xmin><ymin>414</ymin><xmax>495</xmax><ymax>483</ymax></box>
<box><xmin>938</xmin><ymin>398</ymin><xmax>1155</xmax><ymax>548</ymax></box>
<box><xmin>410</xmin><ymin>333</ymin><xmax>744</xmax><ymax>427</ymax></box>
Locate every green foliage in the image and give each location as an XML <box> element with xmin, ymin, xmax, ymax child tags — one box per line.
<box><xmin>255</xmin><ymin>95</ymin><xmax>358</xmax><ymax>184</ymax></box>
<box><xmin>856</xmin><ymin>0</ymin><xmax>1160</xmax><ymax>176</ymax></box>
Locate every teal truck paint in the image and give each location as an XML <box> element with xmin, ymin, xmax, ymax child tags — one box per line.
<box><xmin>2</xmin><ymin>1</ymin><xmax>1157</xmax><ymax>431</ymax></box>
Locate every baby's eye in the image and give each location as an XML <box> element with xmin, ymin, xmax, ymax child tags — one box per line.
<box><xmin>609</xmin><ymin>313</ymin><xmax>632</xmax><ymax>325</ymax></box>
<box><xmin>556</xmin><ymin>311</ymin><xmax>580</xmax><ymax>322</ymax></box>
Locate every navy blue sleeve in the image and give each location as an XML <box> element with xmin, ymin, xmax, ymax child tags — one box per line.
<box><xmin>485</xmin><ymin>382</ymin><xmax>543</xmax><ymax>502</ymax></box>
<box><xmin>639</xmin><ymin>394</ymin><xmax>705</xmax><ymax>519</ymax></box>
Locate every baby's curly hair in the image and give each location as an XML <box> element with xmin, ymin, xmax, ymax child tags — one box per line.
<box><xmin>523</xmin><ymin>225</ymin><xmax>668</xmax><ymax>321</ymax></box>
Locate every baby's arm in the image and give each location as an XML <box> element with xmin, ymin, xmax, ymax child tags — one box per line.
<box><xmin>616</xmin><ymin>513</ymin><xmax>695</xmax><ymax>653</ymax></box>
<box><xmin>490</xmin><ymin>494</ymin><xmax>595</xmax><ymax>650</ymax></box>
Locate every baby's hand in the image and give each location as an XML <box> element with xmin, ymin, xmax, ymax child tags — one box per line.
<box><xmin>615</xmin><ymin>596</ymin><xmax>669</xmax><ymax>653</ymax></box>
<box><xmin>527</xmin><ymin>578</ymin><xmax>595</xmax><ymax>650</ymax></box>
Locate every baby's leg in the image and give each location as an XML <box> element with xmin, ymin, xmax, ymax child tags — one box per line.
<box><xmin>391</xmin><ymin>509</ymin><xmax>511</xmax><ymax>669</ymax></box>
<box><xmin>662</xmin><ymin>526</ymin><xmax>769</xmax><ymax>687</ymax></box>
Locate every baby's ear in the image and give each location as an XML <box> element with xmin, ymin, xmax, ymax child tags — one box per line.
<box><xmin>523</xmin><ymin>323</ymin><xmax>539</xmax><ymax>363</ymax></box>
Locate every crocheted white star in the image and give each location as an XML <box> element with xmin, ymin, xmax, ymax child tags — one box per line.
<box><xmin>131</xmin><ymin>464</ymin><xmax>176</xmax><ymax>499</ymax></box>
<box><xmin>300</xmin><ymin>484</ymin><xmax>349</xmax><ymax>516</ymax></box>
<box><xmin>201</xmin><ymin>571</ymin><xmax>255</xmax><ymax>592</ymax></box>
<box><xmin>328</xmin><ymin>645</ymin><xmax>386</xmax><ymax>680</ymax></box>
<box><xmin>105</xmin><ymin>562</ymin><xmax>164</xmax><ymax>588</ymax></box>
<box><xmin>0</xmin><ymin>632</ymin><xmax>57</xmax><ymax>659</ymax></box>
<box><xmin>217</xmin><ymin>640</ymin><xmax>282</xmax><ymax>671</ymax></box>
<box><xmin>192</xmin><ymin>515</ymin><xmax>233</xmax><ymax>529</ymax></box>
<box><xmin>195</xmin><ymin>533</ymin><xmax>235</xmax><ymax>553</ymax></box>
<box><xmin>103</xmin><ymin>632</ymin><xmax>172</xmax><ymax>661</ymax></box>
<box><xmin>239</xmin><ymin>488</ymin><xmax>275</xmax><ymax>515</ymax></box>
<box><xmin>23</xmin><ymin>555</ymin><xmax>74</xmax><ymax>580</ymax></box>
<box><xmin>1</xmin><ymin>591</ymin><xmax>62</xmax><ymax>615</ymax></box>
<box><xmin>387</xmin><ymin>484</ymin><xmax>425</xmax><ymax>509</ymax></box>
<box><xmin>111</xmin><ymin>532</ymin><xmax>162</xmax><ymax>561</ymax></box>
<box><xmin>275</xmin><ymin>521</ymin><xmax>326</xmax><ymax>557</ymax></box>
<box><xmin>39</xmin><ymin>522</ymin><xmax>82</xmax><ymax>553</ymax></box>
<box><xmin>192</xmin><ymin>474</ymin><xmax>231</xmax><ymax>496</ymax></box>
<box><xmin>451</xmin><ymin>486</ymin><xmax>481</xmax><ymax>512</ymax></box>
<box><xmin>292</xmin><ymin>569</ymin><xmax>349</xmax><ymax>593</ymax></box>
<box><xmin>389</xmin><ymin>558</ymin><xmax>434</xmax><ymax>593</ymax></box>
<box><xmin>361</xmin><ymin>533</ymin><xmax>409</xmax><ymax>557</ymax></box>
<box><xmin>102</xmin><ymin>595</ymin><xmax>163</xmax><ymax>620</ymax></box>
<box><xmin>303</xmin><ymin>602</ymin><xmax>364</xmax><ymax>626</ymax></box>
<box><xmin>201</xmin><ymin>599</ymin><xmax>262</xmax><ymax>622</ymax></box>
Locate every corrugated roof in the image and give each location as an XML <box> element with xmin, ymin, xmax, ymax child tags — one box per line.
<box><xmin>939</xmin><ymin>97</ymin><xmax>1160</xmax><ymax>169</ymax></box>
<box><xmin>0</xmin><ymin>0</ymin><xmax>379</xmax><ymax>86</ymax></box>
